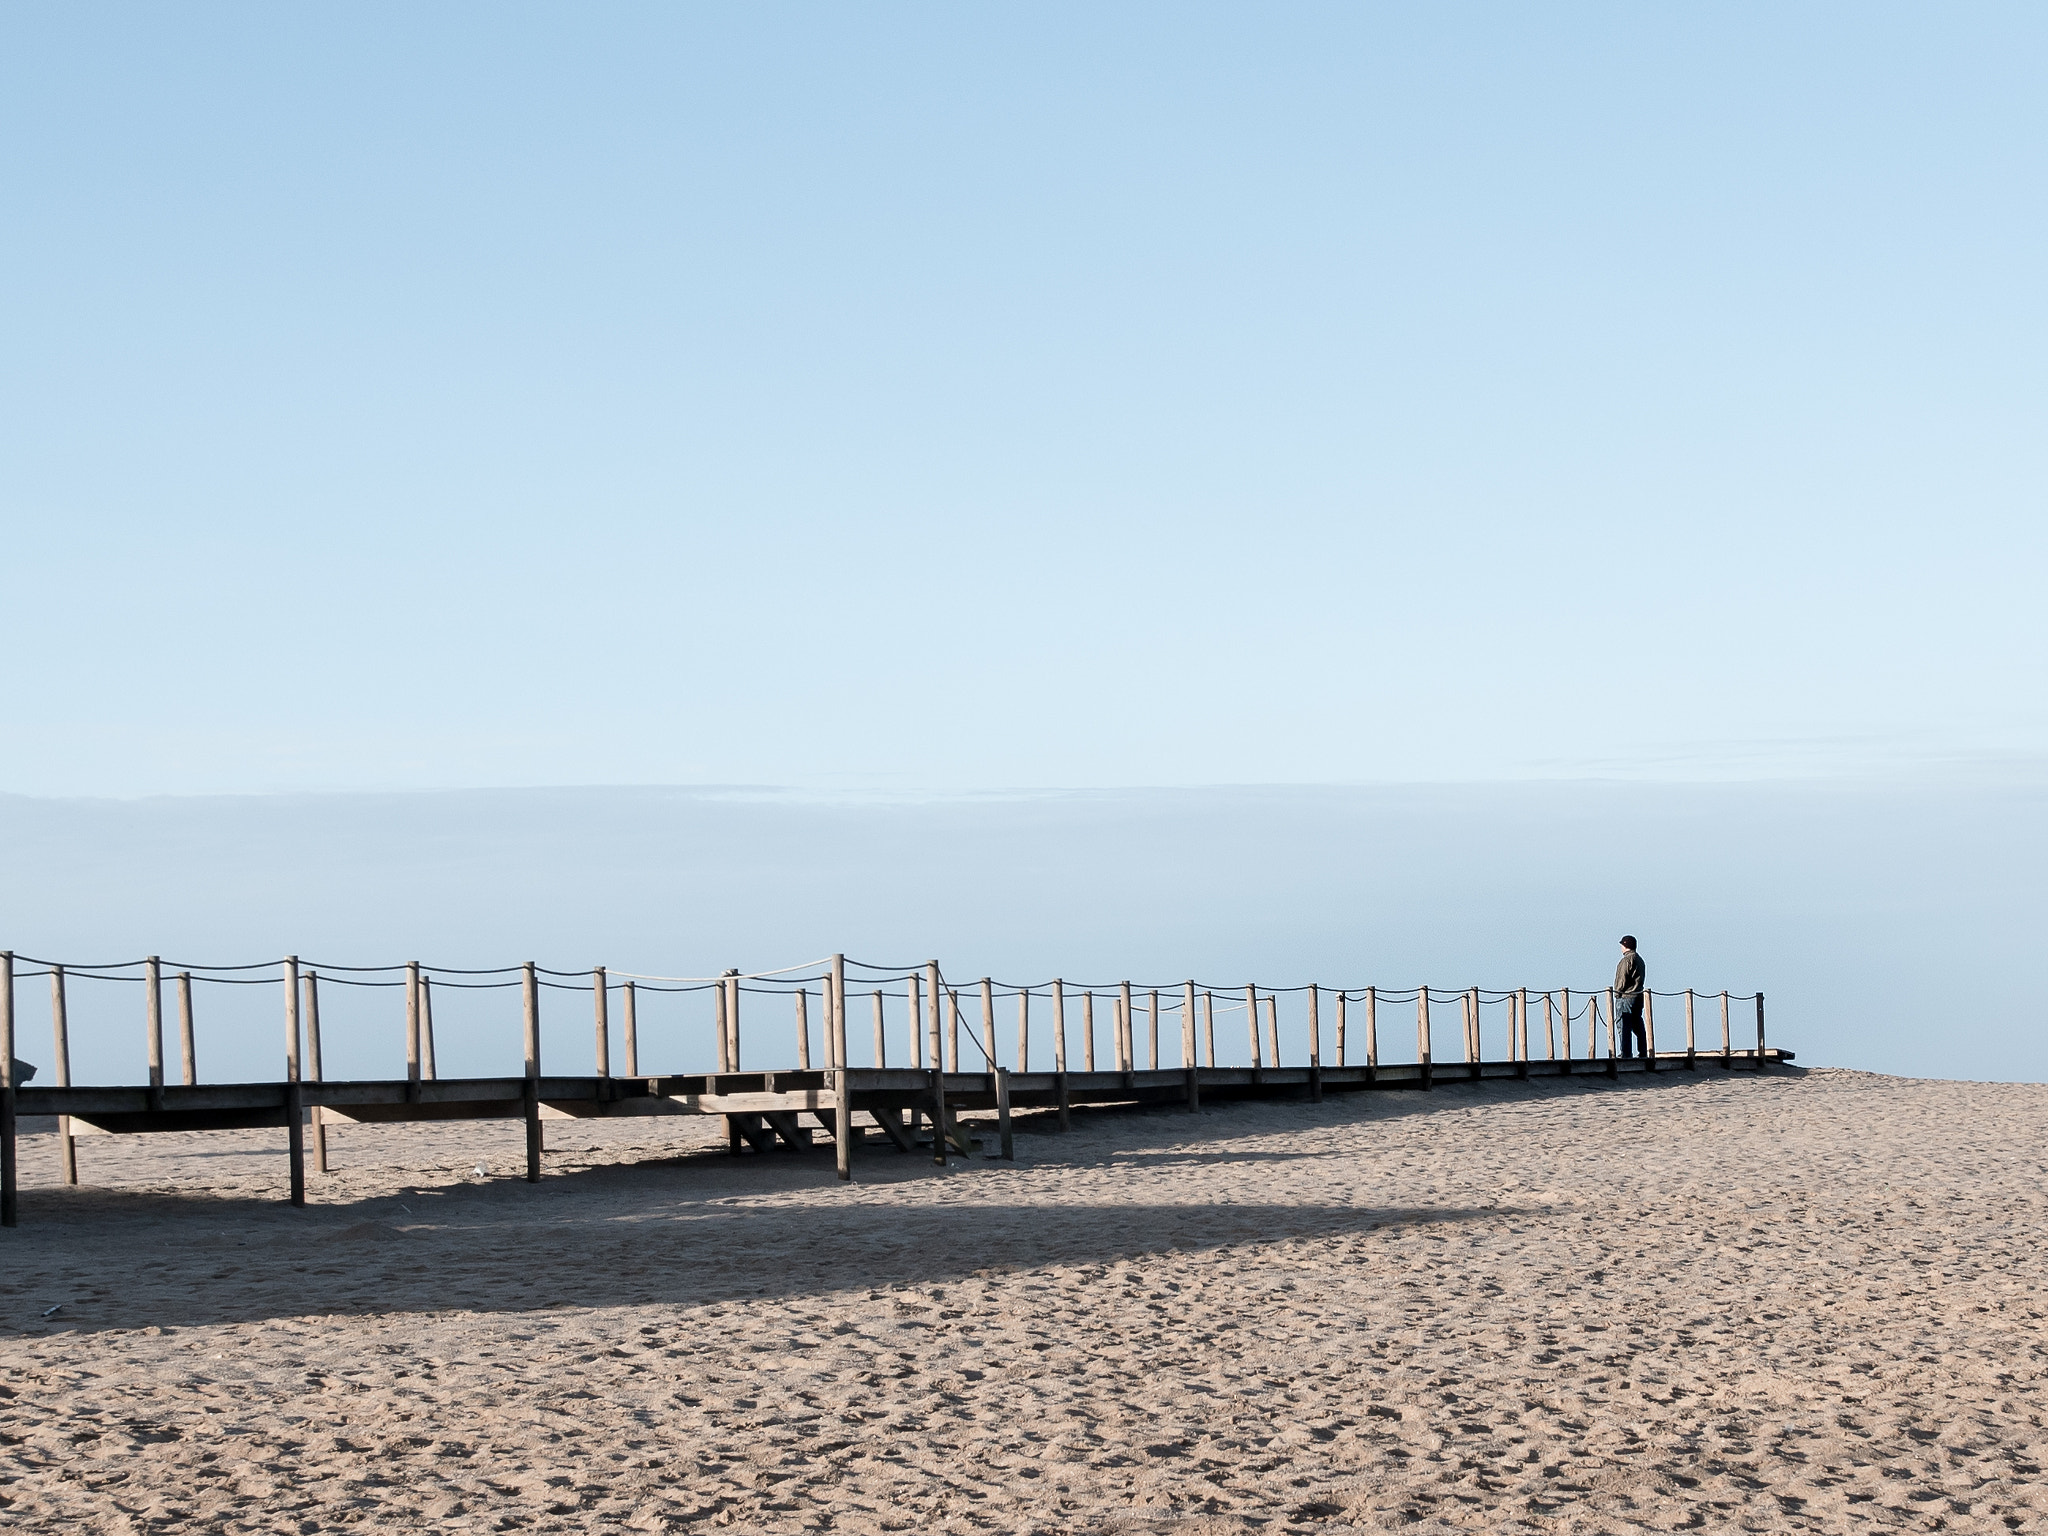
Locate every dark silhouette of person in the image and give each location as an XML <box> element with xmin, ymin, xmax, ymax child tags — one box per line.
<box><xmin>1615</xmin><ymin>936</ymin><xmax>1647</xmax><ymax>1058</ymax></box>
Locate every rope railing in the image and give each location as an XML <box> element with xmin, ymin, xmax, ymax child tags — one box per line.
<box><xmin>0</xmin><ymin>948</ymin><xmax>1767</xmax><ymax>1099</ymax></box>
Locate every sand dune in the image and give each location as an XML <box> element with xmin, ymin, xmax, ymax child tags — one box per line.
<box><xmin>2</xmin><ymin>1067</ymin><xmax>2044</xmax><ymax>1532</ymax></box>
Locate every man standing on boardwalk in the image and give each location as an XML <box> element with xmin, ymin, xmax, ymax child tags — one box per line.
<box><xmin>1615</xmin><ymin>936</ymin><xmax>1647</xmax><ymax>1059</ymax></box>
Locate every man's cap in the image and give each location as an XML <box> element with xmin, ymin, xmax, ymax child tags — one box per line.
<box><xmin>1619</xmin><ymin>934</ymin><xmax>1637</xmax><ymax>948</ymax></box>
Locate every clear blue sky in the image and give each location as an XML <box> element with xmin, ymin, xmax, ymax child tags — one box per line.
<box><xmin>4</xmin><ymin>4</ymin><xmax>2044</xmax><ymax>796</ymax></box>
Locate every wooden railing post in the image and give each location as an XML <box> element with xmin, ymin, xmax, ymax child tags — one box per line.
<box><xmin>1560</xmin><ymin>987</ymin><xmax>1572</xmax><ymax>1069</ymax></box>
<box><xmin>925</xmin><ymin>961</ymin><xmax>942</xmax><ymax>1076</ymax></box>
<box><xmin>622</xmin><ymin>981</ymin><xmax>639</xmax><ymax>1077</ymax></box>
<box><xmin>1545</xmin><ymin>989</ymin><xmax>1557</xmax><ymax>1062</ymax></box>
<box><xmin>283</xmin><ymin>956</ymin><xmax>301</xmax><ymax>1084</ymax></box>
<box><xmin>305</xmin><ymin>971</ymin><xmax>328</xmax><ymax>1174</ymax></box>
<box><xmin>0</xmin><ymin>950</ymin><xmax>13</xmax><ymax>1227</ymax></box>
<box><xmin>1053</xmin><ymin>980</ymin><xmax>1068</xmax><ymax>1073</ymax></box>
<box><xmin>907</xmin><ymin>972</ymin><xmax>923</xmax><ymax>1069</ymax></box>
<box><xmin>1644</xmin><ymin>989</ymin><xmax>1657</xmax><ymax>1072</ymax></box>
<box><xmin>1755</xmin><ymin>992</ymin><xmax>1767</xmax><ymax>1071</ymax></box>
<box><xmin>146</xmin><ymin>956</ymin><xmax>165</xmax><ymax>1110</ymax></box>
<box><xmin>949</xmin><ymin>988</ymin><xmax>962</xmax><ymax>1074</ymax></box>
<box><xmin>51</xmin><ymin>966</ymin><xmax>76</xmax><ymax>1185</ymax></box>
<box><xmin>1683</xmin><ymin>988</ymin><xmax>1696</xmax><ymax>1070</ymax></box>
<box><xmin>1083</xmin><ymin>991</ymin><xmax>1096</xmax><ymax>1072</ymax></box>
<box><xmin>594</xmin><ymin>967</ymin><xmax>611</xmax><ymax>1077</ymax></box>
<box><xmin>795</xmin><ymin>987</ymin><xmax>811</xmax><ymax>1071</ymax></box>
<box><xmin>1605</xmin><ymin>987</ymin><xmax>1618</xmax><ymax>1077</ymax></box>
<box><xmin>1016</xmin><ymin>988</ymin><xmax>1029</xmax><ymax>1073</ymax></box>
<box><xmin>1307</xmin><ymin>985</ymin><xmax>1322</xmax><ymax>1102</ymax></box>
<box><xmin>1418</xmin><ymin>988</ymin><xmax>1433</xmax><ymax>1091</ymax></box>
<box><xmin>405</xmin><ymin>961</ymin><xmax>422</xmax><ymax>1094</ymax></box>
<box><xmin>1182</xmin><ymin>981</ymin><xmax>1199</xmax><ymax>1111</ymax></box>
<box><xmin>871</xmin><ymin>988</ymin><xmax>886</xmax><ymax>1068</ymax></box>
<box><xmin>1203</xmin><ymin>991</ymin><xmax>1217</xmax><ymax>1068</ymax></box>
<box><xmin>177</xmin><ymin>972</ymin><xmax>197</xmax><ymax>1085</ymax></box>
<box><xmin>522</xmin><ymin>962</ymin><xmax>541</xmax><ymax>1077</ymax></box>
<box><xmin>1364</xmin><ymin>986</ymin><xmax>1378</xmax><ymax>1084</ymax></box>
<box><xmin>1516</xmin><ymin>988</ymin><xmax>1530</xmax><ymax>1079</ymax></box>
<box><xmin>1265</xmin><ymin>995</ymin><xmax>1281</xmax><ymax>1069</ymax></box>
<box><xmin>1120</xmin><ymin>981</ymin><xmax>1136</xmax><ymax>1073</ymax></box>
<box><xmin>832</xmin><ymin>954</ymin><xmax>852</xmax><ymax>1181</ymax></box>
<box><xmin>421</xmin><ymin>975</ymin><xmax>438</xmax><ymax>1081</ymax></box>
<box><xmin>1720</xmin><ymin>989</ymin><xmax>1731</xmax><ymax>1068</ymax></box>
<box><xmin>1245</xmin><ymin>985</ymin><xmax>1261</xmax><ymax>1070</ymax></box>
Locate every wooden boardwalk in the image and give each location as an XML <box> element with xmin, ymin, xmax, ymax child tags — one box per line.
<box><xmin>0</xmin><ymin>950</ymin><xmax>1781</xmax><ymax>1226</ymax></box>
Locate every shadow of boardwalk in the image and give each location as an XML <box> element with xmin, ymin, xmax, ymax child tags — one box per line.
<box><xmin>0</xmin><ymin>1066</ymin><xmax>1797</xmax><ymax>1335</ymax></box>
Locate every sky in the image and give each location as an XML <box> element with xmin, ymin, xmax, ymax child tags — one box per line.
<box><xmin>4</xmin><ymin>3</ymin><xmax>2044</xmax><ymax>793</ymax></box>
<box><xmin>2</xmin><ymin>8</ymin><xmax>2044</xmax><ymax>1084</ymax></box>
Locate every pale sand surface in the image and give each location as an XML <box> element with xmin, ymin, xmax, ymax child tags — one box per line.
<box><xmin>2</xmin><ymin>1067</ymin><xmax>2045</xmax><ymax>1533</ymax></box>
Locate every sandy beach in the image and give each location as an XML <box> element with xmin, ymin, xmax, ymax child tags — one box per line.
<box><xmin>1</xmin><ymin>1066</ymin><xmax>2043</xmax><ymax>1533</ymax></box>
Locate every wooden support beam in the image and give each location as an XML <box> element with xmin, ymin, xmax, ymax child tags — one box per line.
<box><xmin>1055</xmin><ymin>1069</ymin><xmax>1071</xmax><ymax>1131</ymax></box>
<box><xmin>929</xmin><ymin>1067</ymin><xmax>948</xmax><ymax>1167</ymax></box>
<box><xmin>870</xmin><ymin>1107</ymin><xmax>915</xmax><ymax>1153</ymax></box>
<box><xmin>523</xmin><ymin>1076</ymin><xmax>542</xmax><ymax>1181</ymax></box>
<box><xmin>995</xmin><ymin>1067</ymin><xmax>1014</xmax><ymax>1160</ymax></box>
<box><xmin>286</xmin><ymin>1080</ymin><xmax>305</xmax><ymax>1208</ymax></box>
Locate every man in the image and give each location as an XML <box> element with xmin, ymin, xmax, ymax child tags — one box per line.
<box><xmin>1614</xmin><ymin>936</ymin><xmax>1647</xmax><ymax>1059</ymax></box>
